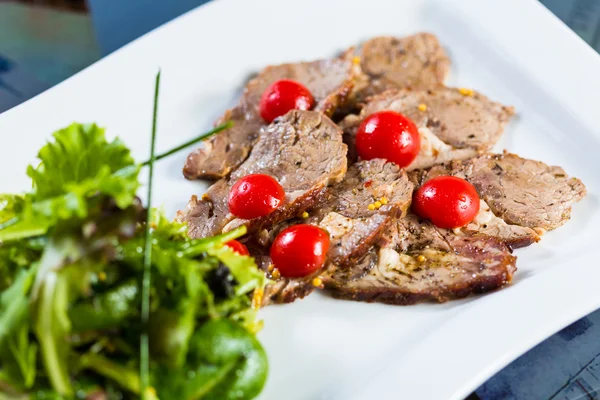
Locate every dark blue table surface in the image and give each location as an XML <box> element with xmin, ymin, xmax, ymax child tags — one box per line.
<box><xmin>1</xmin><ymin>1</ymin><xmax>599</xmax><ymax>399</ymax></box>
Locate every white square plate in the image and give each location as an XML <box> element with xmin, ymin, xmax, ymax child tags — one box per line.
<box><xmin>1</xmin><ymin>0</ymin><xmax>599</xmax><ymax>398</ymax></box>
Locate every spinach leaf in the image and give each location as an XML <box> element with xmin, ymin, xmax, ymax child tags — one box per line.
<box><xmin>69</xmin><ymin>279</ymin><xmax>139</xmax><ymax>332</ymax></box>
<box><xmin>156</xmin><ymin>319</ymin><xmax>268</xmax><ymax>400</ymax></box>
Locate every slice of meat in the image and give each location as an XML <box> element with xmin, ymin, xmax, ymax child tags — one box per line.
<box><xmin>340</xmin><ymin>87</ymin><xmax>515</xmax><ymax>170</ymax></box>
<box><xmin>421</xmin><ymin>152</ymin><xmax>587</xmax><ymax>233</ymax></box>
<box><xmin>244</xmin><ymin>49</ymin><xmax>364</xmax><ymax>117</ymax></box>
<box><xmin>307</xmin><ymin>159</ymin><xmax>414</xmax><ymax>267</ymax></box>
<box><xmin>324</xmin><ymin>214</ymin><xmax>517</xmax><ymax>305</ymax></box>
<box><xmin>457</xmin><ymin>199</ymin><xmax>540</xmax><ymax>249</ymax></box>
<box><xmin>252</xmin><ymin>159</ymin><xmax>414</xmax><ymax>305</ymax></box>
<box><xmin>184</xmin><ymin>50</ymin><xmax>364</xmax><ymax>179</ymax></box>
<box><xmin>359</xmin><ymin>33</ymin><xmax>451</xmax><ymax>96</ymax></box>
<box><xmin>178</xmin><ymin>110</ymin><xmax>347</xmax><ymax>239</ymax></box>
<box><xmin>184</xmin><ymin>110</ymin><xmax>264</xmax><ymax>181</ymax></box>
<box><xmin>249</xmin><ymin>249</ymin><xmax>316</xmax><ymax>305</ymax></box>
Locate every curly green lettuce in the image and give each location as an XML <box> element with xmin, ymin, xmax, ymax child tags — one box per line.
<box><xmin>0</xmin><ymin>124</ymin><xmax>140</xmax><ymax>242</ymax></box>
<box><xmin>0</xmin><ymin>123</ymin><xmax>269</xmax><ymax>400</ymax></box>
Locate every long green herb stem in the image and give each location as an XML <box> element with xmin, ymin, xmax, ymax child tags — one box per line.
<box><xmin>140</xmin><ymin>121</ymin><xmax>232</xmax><ymax>167</ymax></box>
<box><xmin>140</xmin><ymin>70</ymin><xmax>160</xmax><ymax>398</ymax></box>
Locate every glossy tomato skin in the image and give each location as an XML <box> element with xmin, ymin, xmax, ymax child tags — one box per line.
<box><xmin>355</xmin><ymin>111</ymin><xmax>421</xmax><ymax>168</ymax></box>
<box><xmin>270</xmin><ymin>225</ymin><xmax>330</xmax><ymax>278</ymax></box>
<box><xmin>412</xmin><ymin>176</ymin><xmax>481</xmax><ymax>229</ymax></box>
<box><xmin>259</xmin><ymin>79</ymin><xmax>315</xmax><ymax>123</ymax></box>
<box><xmin>228</xmin><ymin>174</ymin><xmax>285</xmax><ymax>220</ymax></box>
<box><xmin>224</xmin><ymin>240</ymin><xmax>250</xmax><ymax>256</ymax></box>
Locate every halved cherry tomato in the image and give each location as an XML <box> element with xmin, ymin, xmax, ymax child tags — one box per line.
<box><xmin>412</xmin><ymin>176</ymin><xmax>480</xmax><ymax>229</ymax></box>
<box><xmin>355</xmin><ymin>110</ymin><xmax>420</xmax><ymax>168</ymax></box>
<box><xmin>270</xmin><ymin>224</ymin><xmax>330</xmax><ymax>278</ymax></box>
<box><xmin>228</xmin><ymin>174</ymin><xmax>285</xmax><ymax>219</ymax></box>
<box><xmin>224</xmin><ymin>240</ymin><xmax>250</xmax><ymax>256</ymax></box>
<box><xmin>259</xmin><ymin>79</ymin><xmax>315</xmax><ymax>123</ymax></box>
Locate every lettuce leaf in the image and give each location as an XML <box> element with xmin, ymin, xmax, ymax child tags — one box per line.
<box><xmin>0</xmin><ymin>124</ymin><xmax>140</xmax><ymax>242</ymax></box>
<box><xmin>27</xmin><ymin>123</ymin><xmax>138</xmax><ymax>202</ymax></box>
<box><xmin>0</xmin><ymin>120</ymin><xmax>270</xmax><ymax>399</ymax></box>
<box><xmin>0</xmin><ymin>194</ymin><xmax>25</xmax><ymax>225</ymax></box>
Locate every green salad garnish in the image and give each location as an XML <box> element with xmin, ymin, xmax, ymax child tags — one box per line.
<box><xmin>0</xmin><ymin>74</ymin><xmax>268</xmax><ymax>399</ymax></box>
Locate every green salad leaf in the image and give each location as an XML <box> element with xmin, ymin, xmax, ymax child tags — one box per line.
<box><xmin>0</xmin><ymin>195</ymin><xmax>25</xmax><ymax>225</ymax></box>
<box><xmin>0</xmin><ymin>266</ymin><xmax>37</xmax><ymax>354</ymax></box>
<box><xmin>0</xmin><ymin>324</ymin><xmax>37</xmax><ymax>390</ymax></box>
<box><xmin>0</xmin><ymin>78</ymin><xmax>268</xmax><ymax>400</ymax></box>
<box><xmin>27</xmin><ymin>123</ymin><xmax>139</xmax><ymax>203</ymax></box>
<box><xmin>0</xmin><ymin>124</ymin><xmax>140</xmax><ymax>242</ymax></box>
<box><xmin>68</xmin><ymin>279</ymin><xmax>139</xmax><ymax>332</ymax></box>
<box><xmin>33</xmin><ymin>270</ymin><xmax>72</xmax><ymax>397</ymax></box>
<box><xmin>78</xmin><ymin>352</ymin><xmax>141</xmax><ymax>395</ymax></box>
<box><xmin>154</xmin><ymin>319</ymin><xmax>268</xmax><ymax>400</ymax></box>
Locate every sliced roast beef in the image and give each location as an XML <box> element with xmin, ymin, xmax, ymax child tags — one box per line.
<box><xmin>247</xmin><ymin>248</ymin><xmax>316</xmax><ymax>305</ymax></box>
<box><xmin>307</xmin><ymin>159</ymin><xmax>414</xmax><ymax>266</ymax></box>
<box><xmin>340</xmin><ymin>87</ymin><xmax>515</xmax><ymax>170</ymax></box>
<box><xmin>324</xmin><ymin>213</ymin><xmax>517</xmax><ymax>305</ymax></box>
<box><xmin>184</xmin><ymin>50</ymin><xmax>364</xmax><ymax>179</ymax></box>
<box><xmin>359</xmin><ymin>34</ymin><xmax>451</xmax><ymax>97</ymax></box>
<box><xmin>178</xmin><ymin>110</ymin><xmax>347</xmax><ymax>238</ymax></box>
<box><xmin>457</xmin><ymin>200</ymin><xmax>540</xmax><ymax>249</ymax></box>
<box><xmin>420</xmin><ymin>152</ymin><xmax>587</xmax><ymax>234</ymax></box>
<box><xmin>252</xmin><ymin>159</ymin><xmax>414</xmax><ymax>305</ymax></box>
<box><xmin>184</xmin><ymin>111</ymin><xmax>264</xmax><ymax>181</ymax></box>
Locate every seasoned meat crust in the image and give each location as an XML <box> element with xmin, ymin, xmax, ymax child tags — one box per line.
<box><xmin>456</xmin><ymin>199</ymin><xmax>541</xmax><ymax>249</ymax></box>
<box><xmin>323</xmin><ymin>148</ymin><xmax>588</xmax><ymax>305</ymax></box>
<box><xmin>308</xmin><ymin>160</ymin><xmax>414</xmax><ymax>267</ymax></box>
<box><xmin>179</xmin><ymin>34</ymin><xmax>587</xmax><ymax>309</ymax></box>
<box><xmin>359</xmin><ymin>34</ymin><xmax>451</xmax><ymax>96</ymax></box>
<box><xmin>340</xmin><ymin>88</ymin><xmax>515</xmax><ymax>170</ymax></box>
<box><xmin>252</xmin><ymin>160</ymin><xmax>414</xmax><ymax>305</ymax></box>
<box><xmin>178</xmin><ymin>110</ymin><xmax>347</xmax><ymax>239</ymax></box>
<box><xmin>324</xmin><ymin>214</ymin><xmax>517</xmax><ymax>305</ymax></box>
<box><xmin>184</xmin><ymin>50</ymin><xmax>364</xmax><ymax>179</ymax></box>
<box><xmin>419</xmin><ymin>152</ymin><xmax>587</xmax><ymax>233</ymax></box>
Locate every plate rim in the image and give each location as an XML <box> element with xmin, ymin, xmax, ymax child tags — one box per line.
<box><xmin>2</xmin><ymin>1</ymin><xmax>600</xmax><ymax>399</ymax></box>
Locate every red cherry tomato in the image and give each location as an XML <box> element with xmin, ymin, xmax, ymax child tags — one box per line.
<box><xmin>270</xmin><ymin>225</ymin><xmax>330</xmax><ymax>278</ymax></box>
<box><xmin>355</xmin><ymin>111</ymin><xmax>421</xmax><ymax>168</ymax></box>
<box><xmin>259</xmin><ymin>79</ymin><xmax>315</xmax><ymax>123</ymax></box>
<box><xmin>228</xmin><ymin>174</ymin><xmax>285</xmax><ymax>220</ymax></box>
<box><xmin>224</xmin><ymin>240</ymin><xmax>250</xmax><ymax>256</ymax></box>
<box><xmin>412</xmin><ymin>176</ymin><xmax>481</xmax><ymax>229</ymax></box>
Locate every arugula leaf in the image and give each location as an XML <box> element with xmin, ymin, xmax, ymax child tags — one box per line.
<box><xmin>182</xmin><ymin>227</ymin><xmax>248</xmax><ymax>258</ymax></box>
<box><xmin>116</xmin><ymin>215</ymin><xmax>266</xmax><ymax>328</ymax></box>
<box><xmin>151</xmin><ymin>208</ymin><xmax>189</xmax><ymax>241</ymax></box>
<box><xmin>208</xmin><ymin>246</ymin><xmax>266</xmax><ymax>297</ymax></box>
<box><xmin>78</xmin><ymin>352</ymin><xmax>141</xmax><ymax>395</ymax></box>
<box><xmin>0</xmin><ymin>275</ymin><xmax>38</xmax><ymax>392</ymax></box>
<box><xmin>0</xmin><ymin>195</ymin><xmax>48</xmax><ymax>242</ymax></box>
<box><xmin>0</xmin><ymin>195</ymin><xmax>25</xmax><ymax>225</ymax></box>
<box><xmin>0</xmin><ymin>237</ymin><xmax>44</xmax><ymax>291</ymax></box>
<box><xmin>0</xmin><ymin>193</ymin><xmax>84</xmax><ymax>242</ymax></box>
<box><xmin>0</xmin><ymin>325</ymin><xmax>37</xmax><ymax>390</ymax></box>
<box><xmin>0</xmin><ymin>266</ymin><xmax>37</xmax><ymax>351</ymax></box>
